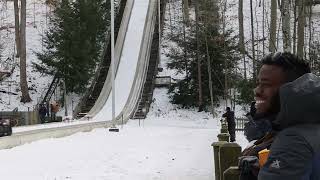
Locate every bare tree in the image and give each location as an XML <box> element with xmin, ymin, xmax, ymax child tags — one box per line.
<box><xmin>181</xmin><ymin>0</ymin><xmax>188</xmax><ymax>76</ymax></box>
<box><xmin>182</xmin><ymin>0</ymin><xmax>189</xmax><ymax>26</ymax></box>
<box><xmin>168</xmin><ymin>0</ymin><xmax>173</xmax><ymax>36</ymax></box>
<box><xmin>238</xmin><ymin>0</ymin><xmax>246</xmax><ymax>79</ymax></box>
<box><xmin>293</xmin><ymin>0</ymin><xmax>297</xmax><ymax>54</ymax></box>
<box><xmin>269</xmin><ymin>0</ymin><xmax>277</xmax><ymax>53</ymax></box>
<box><xmin>250</xmin><ymin>0</ymin><xmax>256</xmax><ymax>80</ymax></box>
<box><xmin>262</xmin><ymin>0</ymin><xmax>265</xmax><ymax>56</ymax></box>
<box><xmin>308</xmin><ymin>1</ymin><xmax>313</xmax><ymax>64</ymax></box>
<box><xmin>20</xmin><ymin>0</ymin><xmax>31</xmax><ymax>102</ymax></box>
<box><xmin>195</xmin><ymin>0</ymin><xmax>203</xmax><ymax>111</ymax></box>
<box><xmin>211</xmin><ymin>0</ymin><xmax>219</xmax><ymax>29</ymax></box>
<box><xmin>297</xmin><ymin>0</ymin><xmax>305</xmax><ymax>58</ymax></box>
<box><xmin>14</xmin><ymin>0</ymin><xmax>20</xmax><ymax>57</ymax></box>
<box><xmin>281</xmin><ymin>0</ymin><xmax>291</xmax><ymax>52</ymax></box>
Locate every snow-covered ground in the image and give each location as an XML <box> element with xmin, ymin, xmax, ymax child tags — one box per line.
<box><xmin>0</xmin><ymin>87</ymin><xmax>248</xmax><ymax>180</ymax></box>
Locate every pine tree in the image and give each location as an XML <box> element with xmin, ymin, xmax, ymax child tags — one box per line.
<box><xmin>167</xmin><ymin>19</ymin><xmax>240</xmax><ymax>108</ymax></box>
<box><xmin>35</xmin><ymin>0</ymin><xmax>109</xmax><ymax>93</ymax></box>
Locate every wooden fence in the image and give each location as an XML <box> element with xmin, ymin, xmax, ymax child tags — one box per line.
<box><xmin>235</xmin><ymin>117</ymin><xmax>248</xmax><ymax>131</ymax></box>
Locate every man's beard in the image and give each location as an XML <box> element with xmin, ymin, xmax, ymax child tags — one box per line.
<box><xmin>267</xmin><ymin>92</ymin><xmax>281</xmax><ymax>115</ymax></box>
<box><xmin>255</xmin><ymin>92</ymin><xmax>280</xmax><ymax>119</ymax></box>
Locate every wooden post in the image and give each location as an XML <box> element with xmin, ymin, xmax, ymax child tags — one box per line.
<box><xmin>223</xmin><ymin>166</ymin><xmax>241</xmax><ymax>180</ymax></box>
<box><xmin>221</xmin><ymin>126</ymin><xmax>228</xmax><ymax>133</ymax></box>
<box><xmin>219</xmin><ymin>143</ymin><xmax>242</xmax><ymax>180</ymax></box>
<box><xmin>217</xmin><ymin>133</ymin><xmax>230</xmax><ymax>142</ymax></box>
<box><xmin>212</xmin><ymin>141</ymin><xmax>228</xmax><ymax>180</ymax></box>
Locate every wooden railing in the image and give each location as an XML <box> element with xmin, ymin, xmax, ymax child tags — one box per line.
<box><xmin>212</xmin><ymin>119</ymin><xmax>242</xmax><ymax>180</ymax></box>
<box><xmin>235</xmin><ymin>117</ymin><xmax>249</xmax><ymax>131</ymax></box>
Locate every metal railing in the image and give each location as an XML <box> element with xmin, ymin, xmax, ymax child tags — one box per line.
<box><xmin>235</xmin><ymin>117</ymin><xmax>248</xmax><ymax>131</ymax></box>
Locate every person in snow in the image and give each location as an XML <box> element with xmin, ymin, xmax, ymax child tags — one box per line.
<box><xmin>245</xmin><ymin>101</ymin><xmax>256</xmax><ymax>121</ymax></box>
<box><xmin>39</xmin><ymin>104</ymin><xmax>47</xmax><ymax>123</ymax></box>
<box><xmin>240</xmin><ymin>52</ymin><xmax>320</xmax><ymax>180</ymax></box>
<box><xmin>50</xmin><ymin>101</ymin><xmax>59</xmax><ymax>121</ymax></box>
<box><xmin>222</xmin><ymin>107</ymin><xmax>236</xmax><ymax>142</ymax></box>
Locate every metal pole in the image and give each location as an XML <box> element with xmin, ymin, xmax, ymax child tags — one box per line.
<box><xmin>158</xmin><ymin>0</ymin><xmax>161</xmax><ymax>61</ymax></box>
<box><xmin>111</xmin><ymin>0</ymin><xmax>115</xmax><ymax>124</ymax></box>
<box><xmin>64</xmin><ymin>79</ymin><xmax>68</xmax><ymax>116</ymax></box>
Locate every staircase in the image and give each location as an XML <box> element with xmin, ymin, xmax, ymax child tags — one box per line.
<box><xmin>132</xmin><ymin>0</ymin><xmax>167</xmax><ymax>119</ymax></box>
<box><xmin>41</xmin><ymin>75</ymin><xmax>60</xmax><ymax>105</ymax></box>
<box><xmin>74</xmin><ymin>0</ymin><xmax>127</xmax><ymax>118</ymax></box>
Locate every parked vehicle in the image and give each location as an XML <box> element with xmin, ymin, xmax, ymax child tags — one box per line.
<box><xmin>0</xmin><ymin>118</ymin><xmax>17</xmax><ymax>137</ymax></box>
<box><xmin>0</xmin><ymin>119</ymin><xmax>12</xmax><ymax>136</ymax></box>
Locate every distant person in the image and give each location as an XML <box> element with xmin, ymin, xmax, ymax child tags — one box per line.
<box><xmin>249</xmin><ymin>101</ymin><xmax>256</xmax><ymax>117</ymax></box>
<box><xmin>222</xmin><ymin>107</ymin><xmax>236</xmax><ymax>142</ymax></box>
<box><xmin>245</xmin><ymin>101</ymin><xmax>256</xmax><ymax>121</ymax></box>
<box><xmin>50</xmin><ymin>101</ymin><xmax>59</xmax><ymax>121</ymax></box>
<box><xmin>39</xmin><ymin>104</ymin><xmax>47</xmax><ymax>123</ymax></box>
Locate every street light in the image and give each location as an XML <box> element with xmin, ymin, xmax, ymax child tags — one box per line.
<box><xmin>109</xmin><ymin>0</ymin><xmax>119</xmax><ymax>132</ymax></box>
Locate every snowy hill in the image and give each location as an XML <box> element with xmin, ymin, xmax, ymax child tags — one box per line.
<box><xmin>0</xmin><ymin>0</ymin><xmax>53</xmax><ymax>111</ymax></box>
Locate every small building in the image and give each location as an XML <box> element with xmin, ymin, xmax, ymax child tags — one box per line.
<box><xmin>155</xmin><ymin>76</ymin><xmax>171</xmax><ymax>87</ymax></box>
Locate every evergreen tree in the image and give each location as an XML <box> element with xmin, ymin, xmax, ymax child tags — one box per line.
<box><xmin>167</xmin><ymin>20</ymin><xmax>240</xmax><ymax>108</ymax></box>
<box><xmin>35</xmin><ymin>0</ymin><xmax>109</xmax><ymax>93</ymax></box>
<box><xmin>236</xmin><ymin>78</ymin><xmax>255</xmax><ymax>105</ymax></box>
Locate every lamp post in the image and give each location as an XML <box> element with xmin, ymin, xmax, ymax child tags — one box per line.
<box><xmin>109</xmin><ymin>0</ymin><xmax>119</xmax><ymax>132</ymax></box>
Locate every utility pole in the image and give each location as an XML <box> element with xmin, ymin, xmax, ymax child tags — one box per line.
<box><xmin>109</xmin><ymin>0</ymin><xmax>119</xmax><ymax>132</ymax></box>
<box><xmin>64</xmin><ymin>79</ymin><xmax>68</xmax><ymax>116</ymax></box>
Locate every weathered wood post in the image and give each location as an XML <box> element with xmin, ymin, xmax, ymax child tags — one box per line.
<box><xmin>211</xmin><ymin>141</ymin><xmax>228</xmax><ymax>180</ymax></box>
<box><xmin>217</xmin><ymin>133</ymin><xmax>230</xmax><ymax>142</ymax></box>
<box><xmin>223</xmin><ymin>166</ymin><xmax>241</xmax><ymax>180</ymax></box>
<box><xmin>221</xmin><ymin>123</ymin><xmax>228</xmax><ymax>133</ymax></box>
<box><xmin>219</xmin><ymin>142</ymin><xmax>242</xmax><ymax>180</ymax></box>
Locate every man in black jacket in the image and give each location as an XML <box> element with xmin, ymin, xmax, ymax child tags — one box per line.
<box><xmin>223</xmin><ymin>107</ymin><xmax>236</xmax><ymax>142</ymax></box>
<box><xmin>258</xmin><ymin>73</ymin><xmax>320</xmax><ymax>180</ymax></box>
<box><xmin>240</xmin><ymin>52</ymin><xmax>320</xmax><ymax>180</ymax></box>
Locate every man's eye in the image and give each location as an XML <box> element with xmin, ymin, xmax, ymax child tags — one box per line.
<box><xmin>260</xmin><ymin>83</ymin><xmax>271</xmax><ymax>88</ymax></box>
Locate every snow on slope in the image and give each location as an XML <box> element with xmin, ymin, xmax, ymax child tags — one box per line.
<box><xmin>0</xmin><ymin>0</ymin><xmax>53</xmax><ymax>111</ymax></box>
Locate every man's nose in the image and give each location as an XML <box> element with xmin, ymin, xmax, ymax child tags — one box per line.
<box><xmin>254</xmin><ymin>86</ymin><xmax>261</xmax><ymax>97</ymax></box>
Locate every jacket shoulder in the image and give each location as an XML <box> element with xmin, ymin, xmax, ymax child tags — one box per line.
<box><xmin>258</xmin><ymin>126</ymin><xmax>316</xmax><ymax>180</ymax></box>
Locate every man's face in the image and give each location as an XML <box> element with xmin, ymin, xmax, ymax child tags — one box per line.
<box><xmin>254</xmin><ymin>65</ymin><xmax>286</xmax><ymax>114</ymax></box>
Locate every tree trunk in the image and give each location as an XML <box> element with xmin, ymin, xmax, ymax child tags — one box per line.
<box><xmin>308</xmin><ymin>2</ymin><xmax>313</xmax><ymax>67</ymax></box>
<box><xmin>205</xmin><ymin>36</ymin><xmax>214</xmax><ymax>117</ymax></box>
<box><xmin>195</xmin><ymin>0</ymin><xmax>203</xmax><ymax>111</ymax></box>
<box><xmin>282</xmin><ymin>0</ymin><xmax>291</xmax><ymax>52</ymax></box>
<box><xmin>293</xmin><ymin>0</ymin><xmax>297</xmax><ymax>54</ymax></box>
<box><xmin>182</xmin><ymin>0</ymin><xmax>188</xmax><ymax>77</ymax></box>
<box><xmin>262</xmin><ymin>0</ymin><xmax>265</xmax><ymax>56</ymax></box>
<box><xmin>239</xmin><ymin>0</ymin><xmax>246</xmax><ymax>79</ymax></box>
<box><xmin>204</xmin><ymin>1</ymin><xmax>215</xmax><ymax>117</ymax></box>
<box><xmin>20</xmin><ymin>0</ymin><xmax>31</xmax><ymax>103</ymax></box>
<box><xmin>168</xmin><ymin>0</ymin><xmax>173</xmax><ymax>36</ymax></box>
<box><xmin>182</xmin><ymin>0</ymin><xmax>189</xmax><ymax>26</ymax></box>
<box><xmin>211</xmin><ymin>0</ymin><xmax>219</xmax><ymax>29</ymax></box>
<box><xmin>250</xmin><ymin>0</ymin><xmax>256</xmax><ymax>80</ymax></box>
<box><xmin>297</xmin><ymin>0</ymin><xmax>305</xmax><ymax>58</ymax></box>
<box><xmin>14</xmin><ymin>0</ymin><xmax>20</xmax><ymax>57</ymax></box>
<box><xmin>269</xmin><ymin>0</ymin><xmax>277</xmax><ymax>53</ymax></box>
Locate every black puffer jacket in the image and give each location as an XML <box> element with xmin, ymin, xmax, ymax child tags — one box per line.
<box><xmin>259</xmin><ymin>73</ymin><xmax>320</xmax><ymax>180</ymax></box>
